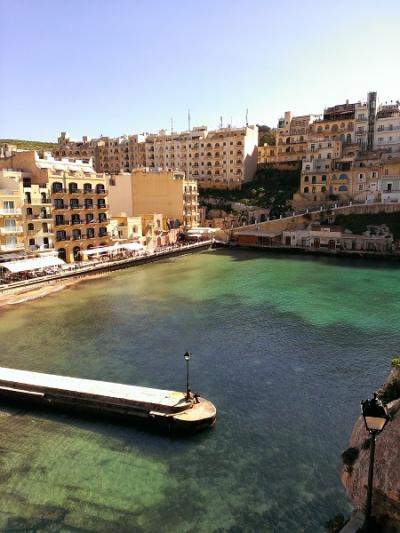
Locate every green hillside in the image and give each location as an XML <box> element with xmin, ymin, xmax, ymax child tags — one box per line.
<box><xmin>0</xmin><ymin>139</ymin><xmax>57</xmax><ymax>151</ymax></box>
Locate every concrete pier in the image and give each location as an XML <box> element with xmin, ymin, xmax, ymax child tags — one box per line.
<box><xmin>0</xmin><ymin>367</ymin><xmax>216</xmax><ymax>432</ymax></box>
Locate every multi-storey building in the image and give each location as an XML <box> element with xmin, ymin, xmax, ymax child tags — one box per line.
<box><xmin>107</xmin><ymin>168</ymin><xmax>199</xmax><ymax>229</ymax></box>
<box><xmin>0</xmin><ymin>151</ymin><xmax>111</xmax><ymax>262</ymax></box>
<box><xmin>55</xmin><ymin>126</ymin><xmax>259</xmax><ymax>189</ymax></box>
<box><xmin>143</xmin><ymin>125</ymin><xmax>258</xmax><ymax>189</ymax></box>
<box><xmin>374</xmin><ymin>103</ymin><xmax>400</xmax><ymax>157</ymax></box>
<box><xmin>0</xmin><ymin>178</ymin><xmax>24</xmax><ymax>256</ymax></box>
<box><xmin>0</xmin><ymin>169</ymin><xmax>53</xmax><ymax>256</ymax></box>
<box><xmin>258</xmin><ymin>112</ymin><xmax>318</xmax><ymax>167</ymax></box>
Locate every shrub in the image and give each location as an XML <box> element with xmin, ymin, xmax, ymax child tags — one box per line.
<box><xmin>391</xmin><ymin>357</ymin><xmax>400</xmax><ymax>368</ymax></box>
<box><xmin>341</xmin><ymin>447</ymin><xmax>359</xmax><ymax>470</ymax></box>
<box><xmin>380</xmin><ymin>379</ymin><xmax>400</xmax><ymax>404</ymax></box>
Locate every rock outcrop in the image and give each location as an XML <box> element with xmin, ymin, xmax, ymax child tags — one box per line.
<box><xmin>341</xmin><ymin>365</ymin><xmax>400</xmax><ymax>532</ymax></box>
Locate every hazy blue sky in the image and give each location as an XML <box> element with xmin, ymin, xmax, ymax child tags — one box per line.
<box><xmin>1</xmin><ymin>0</ymin><xmax>400</xmax><ymax>141</ymax></box>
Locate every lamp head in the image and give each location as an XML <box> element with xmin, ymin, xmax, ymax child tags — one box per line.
<box><xmin>361</xmin><ymin>393</ymin><xmax>390</xmax><ymax>434</ymax></box>
<box><xmin>184</xmin><ymin>351</ymin><xmax>191</xmax><ymax>362</ymax></box>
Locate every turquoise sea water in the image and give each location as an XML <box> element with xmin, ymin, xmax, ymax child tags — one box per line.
<box><xmin>0</xmin><ymin>249</ymin><xmax>398</xmax><ymax>532</ymax></box>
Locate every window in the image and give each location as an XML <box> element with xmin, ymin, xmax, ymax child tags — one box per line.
<box><xmin>304</xmin><ymin>176</ymin><xmax>309</xmax><ymax>182</ymax></box>
<box><xmin>304</xmin><ymin>187</ymin><xmax>309</xmax><ymax>193</ymax></box>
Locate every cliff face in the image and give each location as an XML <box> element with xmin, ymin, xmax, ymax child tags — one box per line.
<box><xmin>341</xmin><ymin>366</ymin><xmax>400</xmax><ymax>531</ymax></box>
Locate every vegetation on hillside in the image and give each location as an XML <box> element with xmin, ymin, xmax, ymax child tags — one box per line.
<box><xmin>201</xmin><ymin>166</ymin><xmax>301</xmax><ymax>217</ymax></box>
<box><xmin>0</xmin><ymin>139</ymin><xmax>56</xmax><ymax>151</ymax></box>
<box><xmin>334</xmin><ymin>212</ymin><xmax>400</xmax><ymax>239</ymax></box>
<box><xmin>257</xmin><ymin>125</ymin><xmax>276</xmax><ymax>146</ymax></box>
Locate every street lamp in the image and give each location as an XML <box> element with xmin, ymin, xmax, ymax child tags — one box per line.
<box><xmin>361</xmin><ymin>393</ymin><xmax>390</xmax><ymax>531</ymax></box>
<box><xmin>184</xmin><ymin>351</ymin><xmax>191</xmax><ymax>400</ymax></box>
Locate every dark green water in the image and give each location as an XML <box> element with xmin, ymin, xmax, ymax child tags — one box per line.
<box><xmin>0</xmin><ymin>249</ymin><xmax>399</xmax><ymax>532</ymax></box>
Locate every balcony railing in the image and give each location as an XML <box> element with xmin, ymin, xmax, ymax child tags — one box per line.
<box><xmin>0</xmin><ymin>226</ymin><xmax>23</xmax><ymax>234</ymax></box>
<box><xmin>0</xmin><ymin>244</ymin><xmax>24</xmax><ymax>251</ymax></box>
<box><xmin>0</xmin><ymin>208</ymin><xmax>22</xmax><ymax>215</ymax></box>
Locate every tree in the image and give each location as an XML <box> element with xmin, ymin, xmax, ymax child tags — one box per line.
<box><xmin>257</xmin><ymin>125</ymin><xmax>276</xmax><ymax>146</ymax></box>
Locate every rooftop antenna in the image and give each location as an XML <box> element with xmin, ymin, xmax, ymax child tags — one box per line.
<box><xmin>230</xmin><ymin>116</ymin><xmax>233</xmax><ymax>128</ymax></box>
<box><xmin>170</xmin><ymin>118</ymin><xmax>174</xmax><ymax>133</ymax></box>
<box><xmin>188</xmin><ymin>109</ymin><xmax>191</xmax><ymax>131</ymax></box>
<box><xmin>246</xmin><ymin>108</ymin><xmax>248</xmax><ymax>126</ymax></box>
<box><xmin>219</xmin><ymin>115</ymin><xmax>223</xmax><ymax>129</ymax></box>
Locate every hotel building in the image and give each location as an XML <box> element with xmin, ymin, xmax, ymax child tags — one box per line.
<box><xmin>0</xmin><ymin>151</ymin><xmax>110</xmax><ymax>262</ymax></box>
<box><xmin>55</xmin><ymin>126</ymin><xmax>259</xmax><ymax>189</ymax></box>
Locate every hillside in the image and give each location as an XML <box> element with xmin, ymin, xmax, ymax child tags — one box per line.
<box><xmin>201</xmin><ymin>166</ymin><xmax>301</xmax><ymax>217</ymax></box>
<box><xmin>0</xmin><ymin>139</ymin><xmax>57</xmax><ymax>151</ymax></box>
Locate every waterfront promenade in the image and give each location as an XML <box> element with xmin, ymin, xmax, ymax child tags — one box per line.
<box><xmin>0</xmin><ymin>241</ymin><xmax>214</xmax><ymax>303</ymax></box>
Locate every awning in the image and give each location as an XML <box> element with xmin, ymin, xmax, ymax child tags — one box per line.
<box><xmin>85</xmin><ymin>244</ymin><xmax>123</xmax><ymax>255</ymax></box>
<box><xmin>122</xmin><ymin>243</ymin><xmax>144</xmax><ymax>251</ymax></box>
<box><xmin>1</xmin><ymin>256</ymin><xmax>66</xmax><ymax>273</ymax></box>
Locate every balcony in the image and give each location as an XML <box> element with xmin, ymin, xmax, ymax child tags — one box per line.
<box><xmin>0</xmin><ymin>208</ymin><xmax>22</xmax><ymax>215</ymax></box>
<box><xmin>0</xmin><ymin>244</ymin><xmax>24</xmax><ymax>252</ymax></box>
<box><xmin>0</xmin><ymin>226</ymin><xmax>23</xmax><ymax>234</ymax></box>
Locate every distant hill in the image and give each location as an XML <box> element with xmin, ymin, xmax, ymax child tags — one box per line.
<box><xmin>0</xmin><ymin>139</ymin><xmax>57</xmax><ymax>151</ymax></box>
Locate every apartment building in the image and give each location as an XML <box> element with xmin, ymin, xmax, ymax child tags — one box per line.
<box><xmin>143</xmin><ymin>125</ymin><xmax>258</xmax><ymax>189</ymax></box>
<box><xmin>55</xmin><ymin>126</ymin><xmax>259</xmax><ymax>189</ymax></box>
<box><xmin>374</xmin><ymin>103</ymin><xmax>400</xmax><ymax>157</ymax></box>
<box><xmin>0</xmin><ymin>177</ymin><xmax>24</xmax><ymax>256</ymax></box>
<box><xmin>0</xmin><ymin>151</ymin><xmax>110</xmax><ymax>262</ymax></box>
<box><xmin>0</xmin><ymin>169</ymin><xmax>53</xmax><ymax>256</ymax></box>
<box><xmin>258</xmin><ymin>112</ymin><xmax>318</xmax><ymax>167</ymax></box>
<box><xmin>107</xmin><ymin>168</ymin><xmax>199</xmax><ymax>229</ymax></box>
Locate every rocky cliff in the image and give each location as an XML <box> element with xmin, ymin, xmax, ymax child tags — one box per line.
<box><xmin>341</xmin><ymin>364</ymin><xmax>400</xmax><ymax>532</ymax></box>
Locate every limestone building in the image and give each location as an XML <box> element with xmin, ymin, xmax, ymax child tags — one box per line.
<box><xmin>55</xmin><ymin>126</ymin><xmax>259</xmax><ymax>189</ymax></box>
<box><xmin>0</xmin><ymin>151</ymin><xmax>110</xmax><ymax>262</ymax></box>
<box><xmin>107</xmin><ymin>168</ymin><xmax>199</xmax><ymax>229</ymax></box>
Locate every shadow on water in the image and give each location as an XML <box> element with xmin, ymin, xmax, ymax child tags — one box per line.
<box><xmin>216</xmin><ymin>246</ymin><xmax>400</xmax><ymax>270</ymax></box>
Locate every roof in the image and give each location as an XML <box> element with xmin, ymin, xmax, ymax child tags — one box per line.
<box><xmin>1</xmin><ymin>256</ymin><xmax>65</xmax><ymax>273</ymax></box>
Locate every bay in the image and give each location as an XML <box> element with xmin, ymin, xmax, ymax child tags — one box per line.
<box><xmin>0</xmin><ymin>249</ymin><xmax>398</xmax><ymax>532</ymax></box>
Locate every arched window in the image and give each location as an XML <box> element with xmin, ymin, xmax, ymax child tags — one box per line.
<box><xmin>28</xmin><ymin>223</ymin><xmax>34</xmax><ymax>230</ymax></box>
<box><xmin>69</xmin><ymin>182</ymin><xmax>78</xmax><ymax>193</ymax></box>
<box><xmin>339</xmin><ymin>174</ymin><xmax>348</xmax><ymax>180</ymax></box>
<box><xmin>52</xmin><ymin>182</ymin><xmax>63</xmax><ymax>193</ymax></box>
<box><xmin>83</xmin><ymin>183</ymin><xmax>92</xmax><ymax>193</ymax></box>
<box><xmin>286</xmin><ymin>137</ymin><xmax>291</xmax><ymax>144</ymax></box>
<box><xmin>346</xmin><ymin>134</ymin><xmax>352</xmax><ymax>142</ymax></box>
<box><xmin>96</xmin><ymin>184</ymin><xmax>105</xmax><ymax>193</ymax></box>
<box><xmin>338</xmin><ymin>185</ymin><xmax>348</xmax><ymax>192</ymax></box>
<box><xmin>322</xmin><ymin>175</ymin><xmax>327</xmax><ymax>181</ymax></box>
<box><xmin>304</xmin><ymin>176</ymin><xmax>309</xmax><ymax>182</ymax></box>
<box><xmin>304</xmin><ymin>186</ymin><xmax>309</xmax><ymax>193</ymax></box>
<box><xmin>312</xmin><ymin>176</ymin><xmax>316</xmax><ymax>184</ymax></box>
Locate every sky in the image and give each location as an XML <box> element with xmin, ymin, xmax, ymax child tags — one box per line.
<box><xmin>1</xmin><ymin>0</ymin><xmax>400</xmax><ymax>141</ymax></box>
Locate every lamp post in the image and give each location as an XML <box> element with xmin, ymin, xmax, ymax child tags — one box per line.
<box><xmin>184</xmin><ymin>351</ymin><xmax>191</xmax><ymax>400</ymax></box>
<box><xmin>360</xmin><ymin>393</ymin><xmax>390</xmax><ymax>532</ymax></box>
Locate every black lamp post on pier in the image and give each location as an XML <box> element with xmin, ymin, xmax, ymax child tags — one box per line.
<box><xmin>360</xmin><ymin>393</ymin><xmax>390</xmax><ymax>532</ymax></box>
<box><xmin>184</xmin><ymin>351</ymin><xmax>191</xmax><ymax>400</ymax></box>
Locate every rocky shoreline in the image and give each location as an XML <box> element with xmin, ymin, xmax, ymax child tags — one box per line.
<box><xmin>341</xmin><ymin>363</ymin><xmax>400</xmax><ymax>532</ymax></box>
